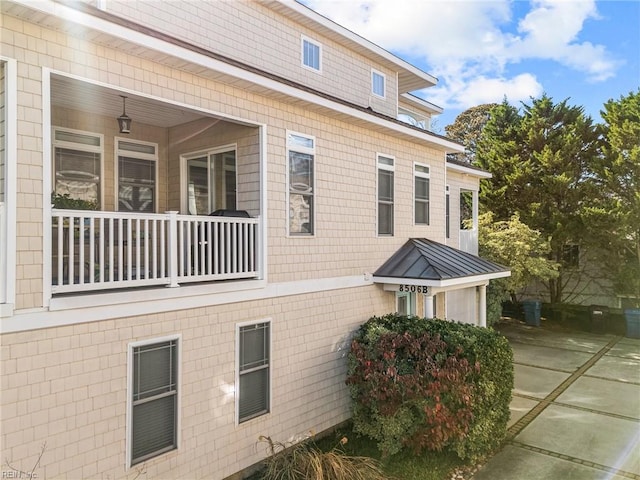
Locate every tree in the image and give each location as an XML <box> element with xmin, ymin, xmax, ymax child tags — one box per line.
<box><xmin>476</xmin><ymin>95</ymin><xmax>601</xmax><ymax>303</ymax></box>
<box><xmin>478</xmin><ymin>212</ymin><xmax>559</xmax><ymax>324</ymax></box>
<box><xmin>445</xmin><ymin>103</ymin><xmax>498</xmax><ymax>164</ymax></box>
<box><xmin>588</xmin><ymin>90</ymin><xmax>640</xmax><ymax>307</ymax></box>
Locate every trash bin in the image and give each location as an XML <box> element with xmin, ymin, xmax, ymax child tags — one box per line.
<box><xmin>522</xmin><ymin>300</ymin><xmax>542</xmax><ymax>327</ymax></box>
<box><xmin>589</xmin><ymin>305</ymin><xmax>609</xmax><ymax>333</ymax></box>
<box><xmin>624</xmin><ymin>309</ymin><xmax>640</xmax><ymax>339</ymax></box>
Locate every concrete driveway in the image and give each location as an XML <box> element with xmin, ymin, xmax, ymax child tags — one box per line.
<box><xmin>472</xmin><ymin>322</ymin><xmax>640</xmax><ymax>480</ymax></box>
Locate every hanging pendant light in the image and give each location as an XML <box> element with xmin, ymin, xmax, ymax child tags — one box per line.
<box><xmin>117</xmin><ymin>95</ymin><xmax>132</xmax><ymax>134</ymax></box>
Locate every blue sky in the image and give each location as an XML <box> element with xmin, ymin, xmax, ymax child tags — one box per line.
<box><xmin>302</xmin><ymin>0</ymin><xmax>640</xmax><ymax>132</ymax></box>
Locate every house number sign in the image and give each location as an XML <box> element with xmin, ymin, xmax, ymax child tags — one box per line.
<box><xmin>398</xmin><ymin>284</ymin><xmax>430</xmax><ymax>295</ymax></box>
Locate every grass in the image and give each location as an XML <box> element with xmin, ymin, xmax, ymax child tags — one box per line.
<box><xmin>315</xmin><ymin>426</ymin><xmax>468</xmax><ymax>480</ymax></box>
<box><xmin>247</xmin><ymin>423</ymin><xmax>471</xmax><ymax>480</ymax></box>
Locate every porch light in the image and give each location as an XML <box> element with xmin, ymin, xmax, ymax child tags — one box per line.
<box><xmin>117</xmin><ymin>95</ymin><xmax>132</xmax><ymax>134</ymax></box>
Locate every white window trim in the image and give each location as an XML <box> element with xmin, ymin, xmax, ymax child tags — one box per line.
<box><xmin>286</xmin><ymin>131</ymin><xmax>316</xmax><ymax>237</ymax></box>
<box><xmin>179</xmin><ymin>143</ymin><xmax>238</xmax><ymax>215</ymax></box>
<box><xmin>235</xmin><ymin>318</ymin><xmax>272</xmax><ymax>426</ymax></box>
<box><xmin>301</xmin><ymin>35</ymin><xmax>322</xmax><ymax>73</ymax></box>
<box><xmin>126</xmin><ymin>334</ymin><xmax>182</xmax><ymax>469</ymax></box>
<box><xmin>115</xmin><ymin>137</ymin><xmax>159</xmax><ymax>213</ymax></box>
<box><xmin>376</xmin><ymin>153</ymin><xmax>395</xmax><ymax>237</ymax></box>
<box><xmin>371</xmin><ymin>69</ymin><xmax>386</xmax><ymax>99</ymax></box>
<box><xmin>413</xmin><ymin>162</ymin><xmax>430</xmax><ymax>226</ymax></box>
<box><xmin>52</xmin><ymin>126</ymin><xmax>104</xmax><ymax>209</ymax></box>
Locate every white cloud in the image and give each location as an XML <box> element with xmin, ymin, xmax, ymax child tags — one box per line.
<box><xmin>302</xmin><ymin>0</ymin><xmax>620</xmax><ymax>109</ymax></box>
<box><xmin>427</xmin><ymin>73</ymin><xmax>544</xmax><ymax>110</ymax></box>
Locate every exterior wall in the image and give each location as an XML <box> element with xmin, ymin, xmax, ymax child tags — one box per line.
<box><xmin>445</xmin><ymin>168</ymin><xmax>479</xmax><ymax>251</ymax></box>
<box><xmin>2</xmin><ymin>13</ymin><xmax>447</xmax><ymax>310</ymax></box>
<box><xmin>521</xmin><ymin>247</ymin><xmax>620</xmax><ymax>308</ymax></box>
<box><xmin>0</xmin><ymin>4</ymin><xmax>485</xmax><ymax>480</ymax></box>
<box><xmin>97</xmin><ymin>0</ymin><xmax>400</xmax><ymax>118</ymax></box>
<box><xmin>446</xmin><ymin>287</ymin><xmax>478</xmax><ymax>324</ymax></box>
<box><xmin>0</xmin><ymin>287</ymin><xmax>392</xmax><ymax>479</ymax></box>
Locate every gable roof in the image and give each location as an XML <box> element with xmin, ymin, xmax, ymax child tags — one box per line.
<box><xmin>373</xmin><ymin>238</ymin><xmax>510</xmax><ymax>287</ymax></box>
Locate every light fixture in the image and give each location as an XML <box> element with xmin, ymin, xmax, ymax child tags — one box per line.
<box><xmin>117</xmin><ymin>95</ymin><xmax>132</xmax><ymax>134</ymax></box>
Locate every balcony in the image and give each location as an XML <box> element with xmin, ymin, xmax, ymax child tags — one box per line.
<box><xmin>51</xmin><ymin>209</ymin><xmax>259</xmax><ymax>294</ymax></box>
<box><xmin>459</xmin><ymin>229</ymin><xmax>478</xmax><ymax>256</ymax></box>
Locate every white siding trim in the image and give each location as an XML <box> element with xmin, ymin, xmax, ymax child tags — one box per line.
<box><xmin>1</xmin><ymin>274</ymin><xmax>372</xmax><ymax>333</ymax></box>
<box><xmin>0</xmin><ymin>56</ymin><xmax>17</xmax><ymax>312</ymax></box>
<box><xmin>42</xmin><ymin>68</ymin><xmax>53</xmax><ymax>308</ymax></box>
<box><xmin>446</xmin><ymin>162</ymin><xmax>492</xmax><ymax>178</ymax></box>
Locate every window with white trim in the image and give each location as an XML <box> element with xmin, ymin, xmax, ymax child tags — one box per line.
<box><xmin>53</xmin><ymin>127</ymin><xmax>102</xmax><ymax>208</ymax></box>
<box><xmin>287</xmin><ymin>132</ymin><xmax>315</xmax><ymax>235</ymax></box>
<box><xmin>301</xmin><ymin>36</ymin><xmax>322</xmax><ymax>72</ymax></box>
<box><xmin>129</xmin><ymin>337</ymin><xmax>179</xmax><ymax>466</ymax></box>
<box><xmin>117</xmin><ymin>139</ymin><xmax>157</xmax><ymax>213</ymax></box>
<box><xmin>377</xmin><ymin>155</ymin><xmax>394</xmax><ymax>236</ymax></box>
<box><xmin>238</xmin><ymin>321</ymin><xmax>270</xmax><ymax>423</ymax></box>
<box><xmin>372</xmin><ymin>69</ymin><xmax>386</xmax><ymax>98</ymax></box>
<box><xmin>397</xmin><ymin>291</ymin><xmax>416</xmax><ymax>316</ymax></box>
<box><xmin>414</xmin><ymin>163</ymin><xmax>430</xmax><ymax>225</ymax></box>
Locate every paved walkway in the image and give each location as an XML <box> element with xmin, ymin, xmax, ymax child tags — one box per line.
<box><xmin>472</xmin><ymin>322</ymin><xmax>640</xmax><ymax>480</ymax></box>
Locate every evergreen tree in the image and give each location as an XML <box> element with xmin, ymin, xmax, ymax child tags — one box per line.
<box><xmin>476</xmin><ymin>95</ymin><xmax>601</xmax><ymax>303</ymax></box>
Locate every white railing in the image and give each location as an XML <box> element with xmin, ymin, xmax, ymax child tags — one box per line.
<box><xmin>459</xmin><ymin>229</ymin><xmax>478</xmax><ymax>255</ymax></box>
<box><xmin>0</xmin><ymin>201</ymin><xmax>5</xmax><ymax>303</ymax></box>
<box><xmin>51</xmin><ymin>209</ymin><xmax>259</xmax><ymax>294</ymax></box>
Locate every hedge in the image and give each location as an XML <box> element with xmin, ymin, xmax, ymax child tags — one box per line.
<box><xmin>346</xmin><ymin>314</ymin><xmax>513</xmax><ymax>462</ymax></box>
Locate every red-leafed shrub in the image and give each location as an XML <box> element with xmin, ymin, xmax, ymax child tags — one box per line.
<box><xmin>346</xmin><ymin>314</ymin><xmax>513</xmax><ymax>461</ymax></box>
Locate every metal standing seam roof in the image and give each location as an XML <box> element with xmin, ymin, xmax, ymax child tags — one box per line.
<box><xmin>374</xmin><ymin>238</ymin><xmax>509</xmax><ymax>282</ymax></box>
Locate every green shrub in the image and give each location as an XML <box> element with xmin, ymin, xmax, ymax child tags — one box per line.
<box><xmin>346</xmin><ymin>314</ymin><xmax>513</xmax><ymax>462</ymax></box>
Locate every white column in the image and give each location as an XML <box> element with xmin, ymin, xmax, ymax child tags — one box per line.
<box><xmin>424</xmin><ymin>294</ymin><xmax>434</xmax><ymax>318</ymax></box>
<box><xmin>478</xmin><ymin>284</ymin><xmax>487</xmax><ymax>327</ymax></box>
<box><xmin>166</xmin><ymin>211</ymin><xmax>180</xmax><ymax>288</ymax></box>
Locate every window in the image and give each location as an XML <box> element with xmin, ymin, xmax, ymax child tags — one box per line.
<box><xmin>377</xmin><ymin>155</ymin><xmax>394</xmax><ymax>236</ymax></box>
<box><xmin>184</xmin><ymin>146</ymin><xmax>237</xmax><ymax>215</ymax></box>
<box><xmin>301</xmin><ymin>36</ymin><xmax>322</xmax><ymax>72</ymax></box>
<box><xmin>371</xmin><ymin>70</ymin><xmax>386</xmax><ymax>98</ymax></box>
<box><xmin>287</xmin><ymin>132</ymin><xmax>314</xmax><ymax>235</ymax></box>
<box><xmin>460</xmin><ymin>190</ymin><xmax>474</xmax><ymax>230</ymax></box>
<box><xmin>238</xmin><ymin>321</ymin><xmax>270</xmax><ymax>423</ymax></box>
<box><xmin>129</xmin><ymin>337</ymin><xmax>179</xmax><ymax>466</ymax></box>
<box><xmin>117</xmin><ymin>139</ymin><xmax>157</xmax><ymax>213</ymax></box>
<box><xmin>414</xmin><ymin>163</ymin><xmax>430</xmax><ymax>225</ymax></box>
<box><xmin>396</xmin><ymin>291</ymin><xmax>415</xmax><ymax>316</ymax></box>
<box><xmin>53</xmin><ymin>128</ymin><xmax>102</xmax><ymax>208</ymax></box>
<box><xmin>562</xmin><ymin>244</ymin><xmax>580</xmax><ymax>268</ymax></box>
<box><xmin>445</xmin><ymin>185</ymin><xmax>450</xmax><ymax>238</ymax></box>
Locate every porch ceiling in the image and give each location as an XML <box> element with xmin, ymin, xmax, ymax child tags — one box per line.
<box><xmin>51</xmin><ymin>75</ymin><xmax>204</xmax><ymax>128</ymax></box>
